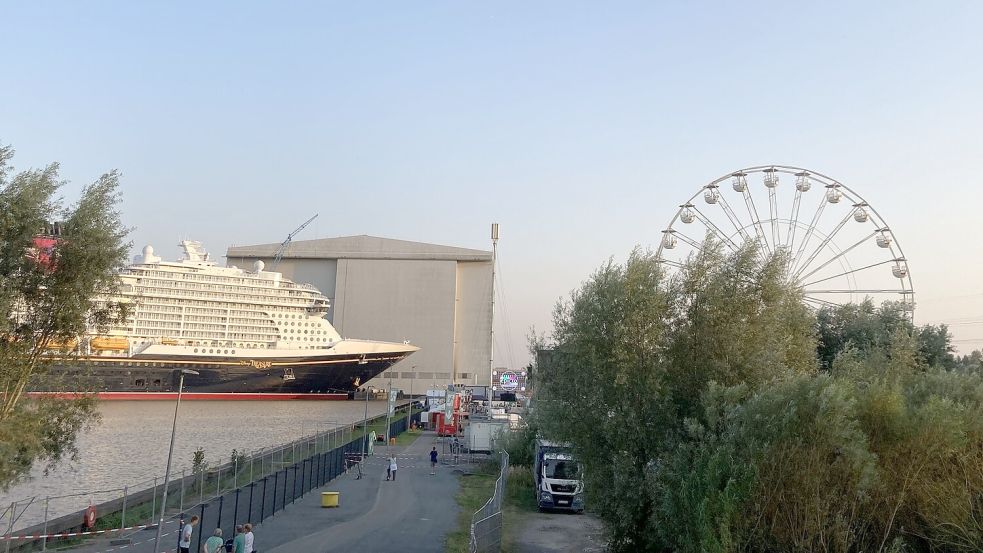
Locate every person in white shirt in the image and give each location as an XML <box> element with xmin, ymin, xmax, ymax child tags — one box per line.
<box><xmin>242</xmin><ymin>523</ymin><xmax>254</xmax><ymax>553</ymax></box>
<box><xmin>388</xmin><ymin>456</ymin><xmax>398</xmax><ymax>481</ymax></box>
<box><xmin>179</xmin><ymin>515</ymin><xmax>199</xmax><ymax>553</ymax></box>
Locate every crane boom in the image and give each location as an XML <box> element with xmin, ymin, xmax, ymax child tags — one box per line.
<box><xmin>272</xmin><ymin>214</ymin><xmax>318</xmax><ymax>269</ymax></box>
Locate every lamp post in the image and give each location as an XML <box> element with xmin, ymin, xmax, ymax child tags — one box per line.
<box><xmin>385</xmin><ymin>371</ymin><xmax>394</xmax><ymax>451</ymax></box>
<box><xmin>153</xmin><ymin>369</ymin><xmax>199</xmax><ymax>553</ymax></box>
<box><xmin>361</xmin><ymin>385</ymin><xmax>370</xmax><ymax>459</ymax></box>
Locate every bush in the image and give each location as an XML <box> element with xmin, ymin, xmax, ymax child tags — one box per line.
<box><xmin>499</xmin><ymin>419</ymin><xmax>538</xmax><ymax>467</ymax></box>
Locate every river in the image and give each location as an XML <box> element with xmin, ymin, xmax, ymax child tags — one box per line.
<box><xmin>0</xmin><ymin>400</ymin><xmax>391</xmax><ymax>531</ymax></box>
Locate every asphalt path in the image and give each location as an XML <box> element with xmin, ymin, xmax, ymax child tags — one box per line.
<box><xmin>258</xmin><ymin>432</ymin><xmax>460</xmax><ymax>553</ymax></box>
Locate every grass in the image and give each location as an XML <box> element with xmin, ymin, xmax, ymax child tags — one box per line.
<box><xmin>444</xmin><ymin>461</ymin><xmax>500</xmax><ymax>553</ymax></box>
<box><xmin>501</xmin><ymin>466</ymin><xmax>538</xmax><ymax>553</ymax></box>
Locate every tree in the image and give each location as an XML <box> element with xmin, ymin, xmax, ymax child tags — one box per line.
<box><xmin>536</xmin><ymin>242</ymin><xmax>816</xmax><ymax>551</ymax></box>
<box><xmin>816</xmin><ymin>300</ymin><xmax>956</xmax><ymax>370</ymax></box>
<box><xmin>0</xmin><ymin>143</ymin><xmax>128</xmax><ymax>489</ymax></box>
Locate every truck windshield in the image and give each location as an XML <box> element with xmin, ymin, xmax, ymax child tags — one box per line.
<box><xmin>544</xmin><ymin>460</ymin><xmax>580</xmax><ymax>479</ymax></box>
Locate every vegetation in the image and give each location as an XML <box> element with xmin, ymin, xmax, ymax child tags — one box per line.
<box><xmin>445</xmin><ymin>461</ymin><xmax>500</xmax><ymax>553</ymax></box>
<box><xmin>0</xmin><ymin>143</ymin><xmax>129</xmax><ymax>490</ymax></box>
<box><xmin>534</xmin><ymin>241</ymin><xmax>983</xmax><ymax>552</ymax></box>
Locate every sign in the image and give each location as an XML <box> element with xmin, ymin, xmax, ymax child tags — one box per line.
<box><xmin>499</xmin><ymin>371</ymin><xmax>520</xmax><ymax>390</ymax></box>
<box><xmin>388</xmin><ymin>390</ymin><xmax>398</xmax><ymax>415</ymax></box>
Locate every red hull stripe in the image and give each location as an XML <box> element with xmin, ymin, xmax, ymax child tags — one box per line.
<box><xmin>27</xmin><ymin>392</ymin><xmax>348</xmax><ymax>401</ymax></box>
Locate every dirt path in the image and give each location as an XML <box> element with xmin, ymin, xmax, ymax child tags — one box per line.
<box><xmin>513</xmin><ymin>511</ymin><xmax>606</xmax><ymax>553</ymax></box>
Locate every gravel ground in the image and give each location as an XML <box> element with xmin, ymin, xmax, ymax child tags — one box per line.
<box><xmin>514</xmin><ymin>511</ymin><xmax>607</xmax><ymax>553</ymax></box>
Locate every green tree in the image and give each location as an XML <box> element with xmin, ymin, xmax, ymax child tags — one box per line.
<box><xmin>0</xmin><ymin>143</ymin><xmax>128</xmax><ymax>489</ymax></box>
<box><xmin>536</xmin><ymin>242</ymin><xmax>817</xmax><ymax>551</ymax></box>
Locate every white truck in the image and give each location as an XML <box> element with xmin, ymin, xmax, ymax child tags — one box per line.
<box><xmin>533</xmin><ymin>439</ymin><xmax>584</xmax><ymax>512</ymax></box>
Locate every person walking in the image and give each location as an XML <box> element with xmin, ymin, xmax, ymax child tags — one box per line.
<box><xmin>179</xmin><ymin>515</ymin><xmax>199</xmax><ymax>553</ymax></box>
<box><xmin>203</xmin><ymin>529</ymin><xmax>224</xmax><ymax>553</ymax></box>
<box><xmin>232</xmin><ymin>525</ymin><xmax>245</xmax><ymax>553</ymax></box>
<box><xmin>243</xmin><ymin>523</ymin><xmax>255</xmax><ymax>553</ymax></box>
<box><xmin>388</xmin><ymin>455</ymin><xmax>398</xmax><ymax>481</ymax></box>
<box><xmin>430</xmin><ymin>446</ymin><xmax>438</xmax><ymax>475</ymax></box>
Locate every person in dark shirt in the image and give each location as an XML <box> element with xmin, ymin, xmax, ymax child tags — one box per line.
<box><xmin>430</xmin><ymin>446</ymin><xmax>439</xmax><ymax>475</ymax></box>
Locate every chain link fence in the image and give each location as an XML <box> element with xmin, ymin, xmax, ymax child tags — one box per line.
<box><xmin>1</xmin><ymin>406</ymin><xmax>421</xmax><ymax>553</ymax></box>
<box><xmin>468</xmin><ymin>451</ymin><xmax>509</xmax><ymax>553</ymax></box>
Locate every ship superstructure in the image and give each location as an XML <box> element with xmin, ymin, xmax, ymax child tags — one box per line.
<box><xmin>33</xmin><ymin>241</ymin><xmax>418</xmax><ymax>399</ymax></box>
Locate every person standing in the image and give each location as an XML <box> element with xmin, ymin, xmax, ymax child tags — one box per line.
<box><xmin>232</xmin><ymin>525</ymin><xmax>245</xmax><ymax>553</ymax></box>
<box><xmin>430</xmin><ymin>447</ymin><xmax>438</xmax><ymax>475</ymax></box>
<box><xmin>388</xmin><ymin>455</ymin><xmax>398</xmax><ymax>481</ymax></box>
<box><xmin>243</xmin><ymin>523</ymin><xmax>254</xmax><ymax>553</ymax></box>
<box><xmin>203</xmin><ymin>529</ymin><xmax>224</xmax><ymax>553</ymax></box>
<box><xmin>179</xmin><ymin>515</ymin><xmax>199</xmax><ymax>553</ymax></box>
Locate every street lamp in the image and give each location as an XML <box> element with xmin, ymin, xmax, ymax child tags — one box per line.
<box><xmin>154</xmin><ymin>369</ymin><xmax>199</xmax><ymax>553</ymax></box>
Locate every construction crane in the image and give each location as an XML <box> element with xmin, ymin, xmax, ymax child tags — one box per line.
<box><xmin>271</xmin><ymin>214</ymin><xmax>318</xmax><ymax>269</ymax></box>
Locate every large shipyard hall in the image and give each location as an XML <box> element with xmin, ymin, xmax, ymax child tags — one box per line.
<box><xmin>227</xmin><ymin>234</ymin><xmax>494</xmax><ymax>393</ymax></box>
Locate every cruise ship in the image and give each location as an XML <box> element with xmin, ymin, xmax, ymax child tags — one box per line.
<box><xmin>31</xmin><ymin>241</ymin><xmax>418</xmax><ymax>400</ymax></box>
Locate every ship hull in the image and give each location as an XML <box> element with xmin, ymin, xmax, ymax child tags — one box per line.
<box><xmin>27</xmin><ymin>352</ymin><xmax>407</xmax><ymax>400</ymax></box>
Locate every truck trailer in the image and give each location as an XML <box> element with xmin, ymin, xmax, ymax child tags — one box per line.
<box><xmin>533</xmin><ymin>439</ymin><xmax>584</xmax><ymax>512</ymax></box>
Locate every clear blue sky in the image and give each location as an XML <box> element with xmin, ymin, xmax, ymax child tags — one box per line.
<box><xmin>3</xmin><ymin>1</ymin><xmax>983</xmax><ymax>364</ymax></box>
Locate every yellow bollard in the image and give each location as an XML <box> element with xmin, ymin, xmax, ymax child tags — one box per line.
<box><xmin>389</xmin><ymin>437</ymin><xmax>396</xmax><ymax>445</ymax></box>
<box><xmin>321</xmin><ymin>491</ymin><xmax>340</xmax><ymax>508</ymax></box>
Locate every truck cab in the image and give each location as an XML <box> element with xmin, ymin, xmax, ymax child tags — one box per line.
<box><xmin>534</xmin><ymin>439</ymin><xmax>584</xmax><ymax>512</ymax></box>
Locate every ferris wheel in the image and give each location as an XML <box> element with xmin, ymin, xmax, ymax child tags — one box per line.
<box><xmin>656</xmin><ymin>165</ymin><xmax>914</xmax><ymax>315</ymax></box>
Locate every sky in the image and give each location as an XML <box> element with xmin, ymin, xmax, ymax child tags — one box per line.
<box><xmin>2</xmin><ymin>1</ymin><xmax>982</xmax><ymax>366</ymax></box>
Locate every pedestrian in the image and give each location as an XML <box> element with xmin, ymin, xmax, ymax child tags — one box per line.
<box><xmin>232</xmin><ymin>525</ymin><xmax>245</xmax><ymax>553</ymax></box>
<box><xmin>179</xmin><ymin>515</ymin><xmax>199</xmax><ymax>553</ymax></box>
<box><xmin>386</xmin><ymin>459</ymin><xmax>392</xmax><ymax>481</ymax></box>
<box><xmin>243</xmin><ymin>523</ymin><xmax>254</xmax><ymax>553</ymax></box>
<box><xmin>203</xmin><ymin>529</ymin><xmax>224</xmax><ymax>553</ymax></box>
<box><xmin>388</xmin><ymin>455</ymin><xmax>398</xmax><ymax>481</ymax></box>
<box><xmin>430</xmin><ymin>446</ymin><xmax>438</xmax><ymax>475</ymax></box>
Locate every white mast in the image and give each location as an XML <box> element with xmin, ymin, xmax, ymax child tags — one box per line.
<box><xmin>489</xmin><ymin>223</ymin><xmax>498</xmax><ymax>390</ymax></box>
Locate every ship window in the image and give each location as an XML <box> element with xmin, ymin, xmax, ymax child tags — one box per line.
<box><xmin>154</xmin><ymin>379</ymin><xmax>161</xmax><ymax>386</ymax></box>
<box><xmin>224</xmin><ymin>350</ymin><xmax>229</xmax><ymax>354</ymax></box>
<box><xmin>231</xmin><ymin>350</ymin><xmax>235</xmax><ymax>354</ymax></box>
<box><xmin>209</xmin><ymin>349</ymin><xmax>214</xmax><ymax>353</ymax></box>
<box><xmin>194</xmin><ymin>348</ymin><xmax>198</xmax><ymax>353</ymax></box>
<box><xmin>135</xmin><ymin>379</ymin><xmax>145</xmax><ymax>386</ymax></box>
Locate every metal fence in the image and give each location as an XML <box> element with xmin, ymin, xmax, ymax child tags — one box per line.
<box><xmin>1</xmin><ymin>406</ymin><xmax>420</xmax><ymax>552</ymax></box>
<box><xmin>468</xmin><ymin>451</ymin><xmax>509</xmax><ymax>553</ymax></box>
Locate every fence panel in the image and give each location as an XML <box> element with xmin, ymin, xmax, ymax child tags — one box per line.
<box><xmin>468</xmin><ymin>452</ymin><xmax>509</xmax><ymax>553</ymax></box>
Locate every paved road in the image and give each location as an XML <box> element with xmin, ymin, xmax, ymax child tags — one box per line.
<box><xmin>256</xmin><ymin>432</ymin><xmax>460</xmax><ymax>553</ymax></box>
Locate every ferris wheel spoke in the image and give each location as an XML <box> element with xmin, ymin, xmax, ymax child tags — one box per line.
<box><xmin>672</xmin><ymin>230</ymin><xmax>705</xmax><ymax>250</ymax></box>
<box><xmin>742</xmin><ymin>188</ymin><xmax>771</xmax><ymax>254</ymax></box>
<box><xmin>800</xmin><ymin>258</ymin><xmax>895</xmax><ymax>288</ymax></box>
<box><xmin>656</xmin><ymin>258</ymin><xmax>685</xmax><ymax>269</ymax></box>
<box><xmin>802</xmin><ymin>296</ymin><xmax>841</xmax><ymax>309</ymax></box>
<box><xmin>797</xmin><ymin>230</ymin><xmax>878</xmax><ymax>283</ymax></box>
<box><xmin>715</xmin><ymin>194</ymin><xmax>754</xmax><ymax>244</ymax></box>
<box><xmin>768</xmin><ymin>187</ymin><xmax>779</xmax><ymax>249</ymax></box>
<box><xmin>803</xmin><ymin>289</ymin><xmax>910</xmax><ymax>294</ymax></box>
<box><xmin>790</xmin><ymin>194</ymin><xmax>828</xmax><ymax>272</ymax></box>
<box><xmin>791</xmin><ymin>207</ymin><xmax>858</xmax><ymax>279</ymax></box>
<box><xmin>691</xmin><ymin>207</ymin><xmax>739</xmax><ymax>251</ymax></box>
<box><xmin>786</xmin><ymin>187</ymin><xmax>803</xmax><ymax>251</ymax></box>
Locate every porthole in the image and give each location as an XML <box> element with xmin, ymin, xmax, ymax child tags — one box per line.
<box><xmin>194</xmin><ymin>348</ymin><xmax>198</xmax><ymax>353</ymax></box>
<box><xmin>232</xmin><ymin>350</ymin><xmax>236</xmax><ymax>354</ymax></box>
<box><xmin>209</xmin><ymin>349</ymin><xmax>214</xmax><ymax>353</ymax></box>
